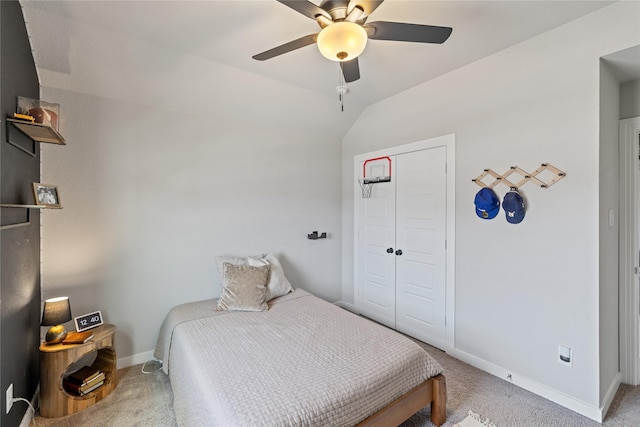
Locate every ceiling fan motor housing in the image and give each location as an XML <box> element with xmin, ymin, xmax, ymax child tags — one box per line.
<box><xmin>318</xmin><ymin>0</ymin><xmax>349</xmax><ymax>21</ymax></box>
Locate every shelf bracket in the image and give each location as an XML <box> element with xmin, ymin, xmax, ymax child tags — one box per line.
<box><xmin>6</xmin><ymin>121</ymin><xmax>36</xmax><ymax>156</ymax></box>
<box><xmin>1</xmin><ymin>208</ymin><xmax>31</xmax><ymax>230</ymax></box>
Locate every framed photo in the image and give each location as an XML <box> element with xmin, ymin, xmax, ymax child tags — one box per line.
<box><xmin>32</xmin><ymin>183</ymin><xmax>62</xmax><ymax>208</ymax></box>
<box><xmin>74</xmin><ymin>311</ymin><xmax>104</xmax><ymax>332</ymax></box>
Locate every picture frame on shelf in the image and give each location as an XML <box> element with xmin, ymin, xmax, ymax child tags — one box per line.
<box><xmin>17</xmin><ymin>96</ymin><xmax>60</xmax><ymax>130</ymax></box>
<box><xmin>32</xmin><ymin>183</ymin><xmax>62</xmax><ymax>208</ymax></box>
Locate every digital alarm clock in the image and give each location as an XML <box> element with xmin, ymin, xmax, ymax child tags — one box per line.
<box><xmin>74</xmin><ymin>311</ymin><xmax>104</xmax><ymax>332</ymax></box>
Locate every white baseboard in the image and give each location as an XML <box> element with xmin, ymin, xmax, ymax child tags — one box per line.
<box><xmin>118</xmin><ymin>350</ymin><xmax>156</xmax><ymax>369</ymax></box>
<box><xmin>18</xmin><ymin>387</ymin><xmax>38</xmax><ymax>427</ymax></box>
<box><xmin>600</xmin><ymin>372</ymin><xmax>621</xmax><ymax>421</ymax></box>
<box><xmin>19</xmin><ymin>408</ymin><xmax>34</xmax><ymax>427</ymax></box>
<box><xmin>450</xmin><ymin>348</ymin><xmax>605</xmax><ymax>423</ymax></box>
<box><xmin>334</xmin><ymin>300</ymin><xmax>359</xmax><ymax>314</ymax></box>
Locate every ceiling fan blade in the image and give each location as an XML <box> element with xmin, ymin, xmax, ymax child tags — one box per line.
<box><xmin>347</xmin><ymin>0</ymin><xmax>385</xmax><ymax>18</ymax></box>
<box><xmin>277</xmin><ymin>0</ymin><xmax>332</xmax><ymax>21</ymax></box>
<box><xmin>340</xmin><ymin>58</ymin><xmax>360</xmax><ymax>83</ymax></box>
<box><xmin>252</xmin><ymin>34</ymin><xmax>318</xmax><ymax>61</ymax></box>
<box><xmin>365</xmin><ymin>21</ymin><xmax>452</xmax><ymax>44</ymax></box>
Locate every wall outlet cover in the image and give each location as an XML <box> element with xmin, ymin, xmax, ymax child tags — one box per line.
<box><xmin>558</xmin><ymin>346</ymin><xmax>572</xmax><ymax>367</ymax></box>
<box><xmin>6</xmin><ymin>383</ymin><xmax>13</xmax><ymax>414</ymax></box>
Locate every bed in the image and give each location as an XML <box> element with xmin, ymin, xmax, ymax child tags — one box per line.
<box><xmin>155</xmin><ymin>287</ymin><xmax>446</xmax><ymax>426</ymax></box>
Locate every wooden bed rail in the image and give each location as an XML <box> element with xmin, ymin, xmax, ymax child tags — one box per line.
<box><xmin>356</xmin><ymin>374</ymin><xmax>447</xmax><ymax>427</ymax></box>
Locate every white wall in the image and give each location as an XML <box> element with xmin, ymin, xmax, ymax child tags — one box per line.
<box><xmin>31</xmin><ymin>8</ymin><xmax>350</xmax><ymax>360</ymax></box>
<box><xmin>620</xmin><ymin>78</ymin><xmax>640</xmax><ymax>119</ymax></box>
<box><xmin>341</xmin><ymin>1</ymin><xmax>639</xmax><ymax>419</ymax></box>
<box><xmin>598</xmin><ymin>60</ymin><xmax>620</xmax><ymax>408</ymax></box>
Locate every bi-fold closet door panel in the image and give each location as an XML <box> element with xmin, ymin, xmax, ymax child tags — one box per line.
<box><xmin>395</xmin><ymin>147</ymin><xmax>447</xmax><ymax>345</ymax></box>
<box><xmin>358</xmin><ymin>166</ymin><xmax>397</xmax><ymax>329</ymax></box>
<box><xmin>357</xmin><ymin>146</ymin><xmax>447</xmax><ymax>346</ymax></box>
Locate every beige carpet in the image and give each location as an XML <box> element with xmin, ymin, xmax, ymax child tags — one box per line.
<box><xmin>33</xmin><ymin>341</ymin><xmax>639</xmax><ymax>427</ymax></box>
<box><xmin>403</xmin><ymin>341</ymin><xmax>640</xmax><ymax>427</ymax></box>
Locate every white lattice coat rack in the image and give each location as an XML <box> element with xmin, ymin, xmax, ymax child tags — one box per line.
<box><xmin>472</xmin><ymin>163</ymin><xmax>566</xmax><ymax>190</ymax></box>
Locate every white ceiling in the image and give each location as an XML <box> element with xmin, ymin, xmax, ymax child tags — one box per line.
<box><xmin>21</xmin><ymin>0</ymin><xmax>621</xmax><ymax>107</ymax></box>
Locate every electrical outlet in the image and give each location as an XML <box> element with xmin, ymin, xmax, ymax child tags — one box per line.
<box><xmin>6</xmin><ymin>383</ymin><xmax>13</xmax><ymax>414</ymax></box>
<box><xmin>559</xmin><ymin>345</ymin><xmax>573</xmax><ymax>367</ymax></box>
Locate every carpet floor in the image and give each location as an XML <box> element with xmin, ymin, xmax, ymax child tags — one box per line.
<box><xmin>32</xmin><ymin>341</ymin><xmax>639</xmax><ymax>427</ymax></box>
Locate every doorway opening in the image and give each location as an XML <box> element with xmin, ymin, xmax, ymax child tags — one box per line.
<box><xmin>619</xmin><ymin>116</ymin><xmax>640</xmax><ymax>386</ymax></box>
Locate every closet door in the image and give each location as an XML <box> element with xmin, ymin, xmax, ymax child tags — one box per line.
<box><xmin>356</xmin><ymin>163</ymin><xmax>396</xmax><ymax>329</ymax></box>
<box><xmin>395</xmin><ymin>147</ymin><xmax>447</xmax><ymax>346</ymax></box>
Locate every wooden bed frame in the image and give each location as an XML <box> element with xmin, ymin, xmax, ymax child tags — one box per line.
<box><xmin>357</xmin><ymin>374</ymin><xmax>447</xmax><ymax>427</ymax></box>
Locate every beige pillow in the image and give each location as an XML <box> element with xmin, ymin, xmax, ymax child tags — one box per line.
<box><xmin>214</xmin><ymin>254</ymin><xmax>264</xmax><ymax>291</ymax></box>
<box><xmin>248</xmin><ymin>253</ymin><xmax>293</xmax><ymax>301</ymax></box>
<box><xmin>216</xmin><ymin>263</ymin><xmax>270</xmax><ymax>312</ymax></box>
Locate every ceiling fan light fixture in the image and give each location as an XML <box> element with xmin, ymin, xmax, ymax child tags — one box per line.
<box><xmin>317</xmin><ymin>21</ymin><xmax>367</xmax><ymax>62</ymax></box>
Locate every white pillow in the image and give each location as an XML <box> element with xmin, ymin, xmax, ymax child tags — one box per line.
<box><xmin>248</xmin><ymin>253</ymin><xmax>293</xmax><ymax>301</ymax></box>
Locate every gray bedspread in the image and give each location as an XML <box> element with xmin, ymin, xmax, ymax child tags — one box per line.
<box><xmin>154</xmin><ymin>289</ymin><xmax>443</xmax><ymax>427</ymax></box>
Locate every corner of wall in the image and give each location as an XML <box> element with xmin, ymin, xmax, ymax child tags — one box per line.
<box><xmin>0</xmin><ymin>1</ymin><xmax>42</xmax><ymax>426</ymax></box>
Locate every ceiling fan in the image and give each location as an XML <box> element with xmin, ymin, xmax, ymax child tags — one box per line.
<box><xmin>252</xmin><ymin>0</ymin><xmax>453</xmax><ymax>83</ymax></box>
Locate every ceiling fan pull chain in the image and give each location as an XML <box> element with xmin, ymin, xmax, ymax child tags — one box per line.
<box><xmin>338</xmin><ymin>63</ymin><xmax>345</xmax><ymax>112</ymax></box>
<box><xmin>339</xmin><ymin>63</ymin><xmax>343</xmax><ymax>112</ymax></box>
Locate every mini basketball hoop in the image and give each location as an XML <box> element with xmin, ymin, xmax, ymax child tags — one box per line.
<box><xmin>358</xmin><ymin>156</ymin><xmax>392</xmax><ymax>198</ymax></box>
<box><xmin>362</xmin><ymin>156</ymin><xmax>392</xmax><ymax>184</ymax></box>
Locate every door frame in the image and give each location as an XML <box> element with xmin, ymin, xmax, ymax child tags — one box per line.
<box><xmin>619</xmin><ymin>117</ymin><xmax>640</xmax><ymax>386</ymax></box>
<box><xmin>354</xmin><ymin>134</ymin><xmax>455</xmax><ymax>352</ymax></box>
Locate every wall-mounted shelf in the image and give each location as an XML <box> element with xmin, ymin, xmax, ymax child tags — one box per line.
<box><xmin>2</xmin><ymin>114</ymin><xmax>65</xmax><ymax>230</ymax></box>
<box><xmin>0</xmin><ymin>204</ymin><xmax>62</xmax><ymax>209</ymax></box>
<box><xmin>0</xmin><ymin>199</ymin><xmax>62</xmax><ymax>232</ymax></box>
<box><xmin>6</xmin><ymin>118</ymin><xmax>65</xmax><ymax>145</ymax></box>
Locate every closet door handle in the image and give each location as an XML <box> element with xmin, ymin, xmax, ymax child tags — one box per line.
<box><xmin>386</xmin><ymin>248</ymin><xmax>394</xmax><ymax>254</ymax></box>
<box><xmin>395</xmin><ymin>249</ymin><xmax>403</xmax><ymax>256</ymax></box>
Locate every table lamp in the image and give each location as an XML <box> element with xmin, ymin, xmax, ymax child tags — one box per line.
<box><xmin>41</xmin><ymin>296</ymin><xmax>72</xmax><ymax>344</ymax></box>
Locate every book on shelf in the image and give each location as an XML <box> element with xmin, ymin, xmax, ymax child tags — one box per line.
<box><xmin>79</xmin><ymin>380</ymin><xmax>104</xmax><ymax>395</ymax></box>
<box><xmin>64</xmin><ymin>370</ymin><xmax>105</xmax><ymax>395</ymax></box>
<box><xmin>65</xmin><ymin>365</ymin><xmax>102</xmax><ymax>386</ymax></box>
<box><xmin>62</xmin><ymin>331</ymin><xmax>94</xmax><ymax>345</ymax></box>
<box><xmin>64</xmin><ymin>378</ymin><xmax>105</xmax><ymax>396</ymax></box>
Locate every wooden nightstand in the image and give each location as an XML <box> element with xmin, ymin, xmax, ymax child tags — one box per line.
<box><xmin>39</xmin><ymin>324</ymin><xmax>117</xmax><ymax>418</ymax></box>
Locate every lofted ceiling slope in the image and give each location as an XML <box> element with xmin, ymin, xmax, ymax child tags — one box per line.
<box><xmin>21</xmin><ymin>1</ymin><xmax>617</xmax><ymax>113</ymax></box>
